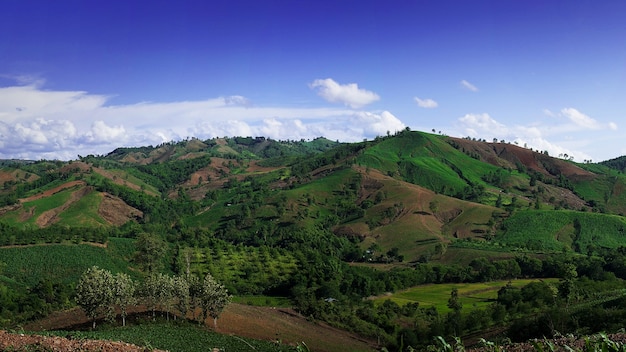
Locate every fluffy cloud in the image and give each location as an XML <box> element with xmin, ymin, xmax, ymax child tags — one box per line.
<box><xmin>458</xmin><ymin>113</ymin><xmax>508</xmax><ymax>137</ymax></box>
<box><xmin>83</xmin><ymin>121</ymin><xmax>127</xmax><ymax>144</ymax></box>
<box><xmin>454</xmin><ymin>110</ymin><xmax>611</xmax><ymax>162</ymax></box>
<box><xmin>350</xmin><ymin>111</ymin><xmax>406</xmax><ymax>137</ymax></box>
<box><xmin>414</xmin><ymin>97</ymin><xmax>438</xmax><ymax>108</ymax></box>
<box><xmin>0</xmin><ymin>82</ymin><xmax>404</xmax><ymax>160</ymax></box>
<box><xmin>310</xmin><ymin>78</ymin><xmax>380</xmax><ymax>108</ymax></box>
<box><xmin>460</xmin><ymin>80</ymin><xmax>479</xmax><ymax>92</ymax></box>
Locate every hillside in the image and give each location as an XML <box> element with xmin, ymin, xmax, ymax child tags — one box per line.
<box><xmin>3</xmin><ymin>131</ymin><xmax>626</xmax><ymax>350</ymax></box>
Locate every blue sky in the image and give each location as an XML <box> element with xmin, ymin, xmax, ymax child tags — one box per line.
<box><xmin>1</xmin><ymin>0</ymin><xmax>625</xmax><ymax>161</ymax></box>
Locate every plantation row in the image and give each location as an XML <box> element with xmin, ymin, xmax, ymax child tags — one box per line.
<box><xmin>0</xmin><ymin>224</ymin><xmax>107</xmax><ymax>247</ymax></box>
<box><xmin>176</xmin><ymin>245</ymin><xmax>299</xmax><ymax>295</ymax></box>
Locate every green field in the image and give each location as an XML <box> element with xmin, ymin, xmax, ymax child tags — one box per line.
<box><xmin>498</xmin><ymin>210</ymin><xmax>626</xmax><ymax>252</ymax></box>
<box><xmin>372</xmin><ymin>278</ymin><xmax>558</xmax><ymax>313</ymax></box>
<box><xmin>42</xmin><ymin>321</ymin><xmax>296</xmax><ymax>352</ymax></box>
<box><xmin>0</xmin><ymin>238</ymin><xmax>136</xmax><ymax>286</ymax></box>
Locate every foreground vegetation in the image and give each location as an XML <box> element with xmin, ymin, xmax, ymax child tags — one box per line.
<box><xmin>40</xmin><ymin>319</ymin><xmax>298</xmax><ymax>352</ymax></box>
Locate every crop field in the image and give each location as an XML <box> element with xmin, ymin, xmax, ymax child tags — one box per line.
<box><xmin>0</xmin><ymin>240</ymin><xmax>134</xmax><ymax>286</ymax></box>
<box><xmin>372</xmin><ymin>278</ymin><xmax>558</xmax><ymax>313</ymax></box>
<box><xmin>181</xmin><ymin>245</ymin><xmax>299</xmax><ymax>295</ymax></box>
<box><xmin>43</xmin><ymin>321</ymin><xmax>297</xmax><ymax>352</ymax></box>
<box><xmin>498</xmin><ymin>210</ymin><xmax>626</xmax><ymax>252</ymax></box>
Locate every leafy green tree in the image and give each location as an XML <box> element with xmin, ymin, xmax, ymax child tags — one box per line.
<box><xmin>75</xmin><ymin>266</ymin><xmax>114</xmax><ymax>329</ymax></box>
<box><xmin>173</xmin><ymin>275</ymin><xmax>190</xmax><ymax>320</ymax></box>
<box><xmin>447</xmin><ymin>288</ymin><xmax>463</xmax><ymax>336</ymax></box>
<box><xmin>200</xmin><ymin>273</ymin><xmax>231</xmax><ymax>328</ymax></box>
<box><xmin>112</xmin><ymin>273</ymin><xmax>136</xmax><ymax>327</ymax></box>
<box><xmin>140</xmin><ymin>272</ymin><xmax>173</xmax><ymax>320</ymax></box>
<box><xmin>133</xmin><ymin>233</ymin><xmax>168</xmax><ymax>273</ymax></box>
<box><xmin>447</xmin><ymin>288</ymin><xmax>462</xmax><ymax>312</ymax></box>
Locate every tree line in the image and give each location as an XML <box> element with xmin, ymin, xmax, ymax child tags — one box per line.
<box><xmin>75</xmin><ymin>266</ymin><xmax>231</xmax><ymax>329</ymax></box>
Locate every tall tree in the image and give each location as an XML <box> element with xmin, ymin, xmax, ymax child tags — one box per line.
<box><xmin>133</xmin><ymin>233</ymin><xmax>168</xmax><ymax>273</ymax></box>
<box><xmin>112</xmin><ymin>273</ymin><xmax>136</xmax><ymax>327</ymax></box>
<box><xmin>173</xmin><ymin>275</ymin><xmax>190</xmax><ymax>320</ymax></box>
<box><xmin>200</xmin><ymin>273</ymin><xmax>231</xmax><ymax>328</ymax></box>
<box><xmin>140</xmin><ymin>272</ymin><xmax>170</xmax><ymax>319</ymax></box>
<box><xmin>75</xmin><ymin>266</ymin><xmax>114</xmax><ymax>329</ymax></box>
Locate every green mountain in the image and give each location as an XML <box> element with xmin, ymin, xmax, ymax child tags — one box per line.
<box><xmin>3</xmin><ymin>131</ymin><xmax>626</xmax><ymax>261</ymax></box>
<box><xmin>3</xmin><ymin>130</ymin><xmax>626</xmax><ymax>350</ymax></box>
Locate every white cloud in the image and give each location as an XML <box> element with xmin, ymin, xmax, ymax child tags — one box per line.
<box><xmin>414</xmin><ymin>97</ymin><xmax>438</xmax><ymax>108</ymax></box>
<box><xmin>560</xmin><ymin>107</ymin><xmax>617</xmax><ymax>131</ymax></box>
<box><xmin>458</xmin><ymin>113</ymin><xmax>508</xmax><ymax>137</ymax></box>
<box><xmin>460</xmin><ymin>80</ymin><xmax>479</xmax><ymax>92</ymax></box>
<box><xmin>83</xmin><ymin>121</ymin><xmax>127</xmax><ymax>144</ymax></box>
<box><xmin>561</xmin><ymin>108</ymin><xmax>601</xmax><ymax>129</ymax></box>
<box><xmin>351</xmin><ymin>111</ymin><xmax>406</xmax><ymax>137</ymax></box>
<box><xmin>309</xmin><ymin>78</ymin><xmax>380</xmax><ymax>108</ymax></box>
<box><xmin>0</xmin><ymin>82</ymin><xmax>405</xmax><ymax>160</ymax></box>
<box><xmin>454</xmin><ymin>111</ymin><xmax>605</xmax><ymax>162</ymax></box>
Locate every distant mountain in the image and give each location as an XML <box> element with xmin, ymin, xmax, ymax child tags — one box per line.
<box><xmin>1</xmin><ymin>131</ymin><xmax>626</xmax><ymax>263</ymax></box>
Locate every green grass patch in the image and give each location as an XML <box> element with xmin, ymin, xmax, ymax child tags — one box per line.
<box><xmin>372</xmin><ymin>278</ymin><xmax>558</xmax><ymax>313</ymax></box>
<box><xmin>57</xmin><ymin>191</ymin><xmax>108</xmax><ymax>227</ymax></box>
<box><xmin>0</xmin><ymin>188</ymin><xmax>75</xmax><ymax>227</ymax></box>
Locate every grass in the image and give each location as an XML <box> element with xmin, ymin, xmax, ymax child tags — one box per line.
<box><xmin>42</xmin><ymin>320</ymin><xmax>297</xmax><ymax>352</ymax></box>
<box><xmin>372</xmin><ymin>278</ymin><xmax>559</xmax><ymax>313</ymax></box>
<box><xmin>57</xmin><ymin>190</ymin><xmax>108</xmax><ymax>227</ymax></box>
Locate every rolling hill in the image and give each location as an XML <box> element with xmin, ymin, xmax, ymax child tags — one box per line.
<box><xmin>3</xmin><ymin>130</ymin><xmax>626</xmax><ymax>350</ymax></box>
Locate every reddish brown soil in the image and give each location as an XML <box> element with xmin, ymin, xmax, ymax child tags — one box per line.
<box><xmin>451</xmin><ymin>137</ymin><xmax>596</xmax><ymax>180</ymax></box>
<box><xmin>0</xmin><ymin>330</ymin><xmax>167</xmax><ymax>352</ymax></box>
<box><xmin>9</xmin><ymin>179</ymin><xmax>143</xmax><ymax>227</ymax></box>
<box><xmin>0</xmin><ymin>170</ymin><xmax>17</xmax><ymax>184</ymax></box>
<box><xmin>98</xmin><ymin>192</ymin><xmax>143</xmax><ymax>226</ymax></box>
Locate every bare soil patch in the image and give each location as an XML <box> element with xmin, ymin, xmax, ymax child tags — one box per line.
<box><xmin>0</xmin><ymin>330</ymin><xmax>167</xmax><ymax>352</ymax></box>
<box><xmin>98</xmin><ymin>192</ymin><xmax>143</xmax><ymax>225</ymax></box>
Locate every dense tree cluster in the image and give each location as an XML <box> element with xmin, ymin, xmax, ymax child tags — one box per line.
<box><xmin>75</xmin><ymin>266</ymin><xmax>230</xmax><ymax>329</ymax></box>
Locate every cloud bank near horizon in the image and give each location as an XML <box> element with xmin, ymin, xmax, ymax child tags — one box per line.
<box><xmin>454</xmin><ymin>109</ymin><xmax>618</xmax><ymax>163</ymax></box>
<box><xmin>0</xmin><ymin>79</ymin><xmax>619</xmax><ymax>163</ymax></box>
<box><xmin>0</xmin><ymin>81</ymin><xmax>404</xmax><ymax>160</ymax></box>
